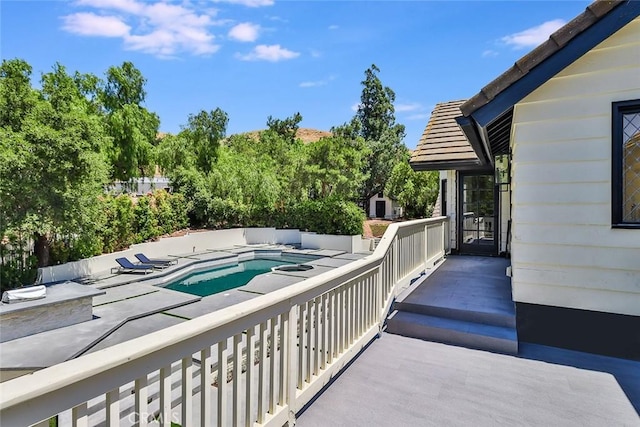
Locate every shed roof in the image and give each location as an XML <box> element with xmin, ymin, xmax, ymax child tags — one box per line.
<box><xmin>409</xmin><ymin>101</ymin><xmax>482</xmax><ymax>171</ymax></box>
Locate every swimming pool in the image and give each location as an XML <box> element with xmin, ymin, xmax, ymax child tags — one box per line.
<box><xmin>164</xmin><ymin>255</ymin><xmax>315</xmax><ymax>297</ymax></box>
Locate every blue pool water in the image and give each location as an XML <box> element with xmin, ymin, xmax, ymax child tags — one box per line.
<box><xmin>164</xmin><ymin>256</ymin><xmax>315</xmax><ymax>297</ymax></box>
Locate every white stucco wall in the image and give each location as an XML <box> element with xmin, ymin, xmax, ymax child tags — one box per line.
<box><xmin>510</xmin><ymin>16</ymin><xmax>640</xmax><ymax>316</ymax></box>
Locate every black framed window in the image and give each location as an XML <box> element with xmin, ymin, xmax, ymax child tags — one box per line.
<box><xmin>612</xmin><ymin>100</ymin><xmax>640</xmax><ymax>227</ymax></box>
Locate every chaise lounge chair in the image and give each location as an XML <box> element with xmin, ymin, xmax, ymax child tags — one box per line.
<box><xmin>111</xmin><ymin>257</ymin><xmax>155</xmax><ymax>275</ymax></box>
<box><xmin>134</xmin><ymin>253</ymin><xmax>178</xmax><ymax>267</ymax></box>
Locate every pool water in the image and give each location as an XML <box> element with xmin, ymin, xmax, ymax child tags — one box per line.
<box><xmin>164</xmin><ymin>256</ymin><xmax>312</xmax><ymax>297</ymax></box>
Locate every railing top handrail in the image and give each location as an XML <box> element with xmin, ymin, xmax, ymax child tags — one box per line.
<box><xmin>0</xmin><ymin>216</ymin><xmax>447</xmax><ymax>413</ymax></box>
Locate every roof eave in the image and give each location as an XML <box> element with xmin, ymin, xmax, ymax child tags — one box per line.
<box><xmin>410</xmin><ymin>158</ymin><xmax>487</xmax><ymax>172</ymax></box>
<box><xmin>461</xmin><ymin>1</ymin><xmax>638</xmax><ymax>124</ymax></box>
<box><xmin>459</xmin><ymin>0</ymin><xmax>640</xmax><ymax>157</ymax></box>
<box><xmin>456</xmin><ymin>116</ymin><xmax>492</xmax><ymax>167</ymax></box>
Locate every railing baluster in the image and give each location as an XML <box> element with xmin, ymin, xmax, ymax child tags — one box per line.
<box><xmin>351</xmin><ymin>283</ymin><xmax>356</xmax><ymax>344</ymax></box>
<box><xmin>313</xmin><ymin>297</ymin><xmax>320</xmax><ymax>376</ymax></box>
<box><xmin>287</xmin><ymin>306</ymin><xmax>298</xmax><ymax>423</ymax></box>
<box><xmin>269</xmin><ymin>316</ymin><xmax>277</xmax><ymax>414</ymax></box>
<box><xmin>297</xmin><ymin>303</ymin><xmax>306</xmax><ymax>390</ymax></box>
<box><xmin>105</xmin><ymin>388</ymin><xmax>119</xmax><ymax>427</ymax></box>
<box><xmin>233</xmin><ymin>334</ymin><xmax>242</xmax><ymax>426</ymax></box>
<box><xmin>181</xmin><ymin>357</ymin><xmax>193</xmax><ymax>426</ymax></box>
<box><xmin>245</xmin><ymin>327</ymin><xmax>254</xmax><ymax>427</ymax></box>
<box><xmin>159</xmin><ymin>366</ymin><xmax>172</xmax><ymax>427</ymax></box>
<box><xmin>328</xmin><ymin>290</ymin><xmax>335</xmax><ymax>363</ymax></box>
<box><xmin>321</xmin><ymin>293</ymin><xmax>328</xmax><ymax>370</ymax></box>
<box><xmin>306</xmin><ymin>301</ymin><xmax>313</xmax><ymax>383</ymax></box>
<box><xmin>217</xmin><ymin>340</ymin><xmax>228</xmax><ymax>426</ymax></box>
<box><xmin>279</xmin><ymin>311</ymin><xmax>288</xmax><ymax>407</ymax></box>
<box><xmin>201</xmin><ymin>347</ymin><xmax>212</xmax><ymax>427</ymax></box>
<box><xmin>135</xmin><ymin>375</ymin><xmax>148</xmax><ymax>427</ymax></box>
<box><xmin>257</xmin><ymin>322</ymin><xmax>268</xmax><ymax>423</ymax></box>
<box><xmin>72</xmin><ymin>402</ymin><xmax>88</xmax><ymax>427</ymax></box>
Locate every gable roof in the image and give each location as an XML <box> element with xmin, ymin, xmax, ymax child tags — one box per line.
<box><xmin>411</xmin><ymin>0</ymin><xmax>640</xmax><ymax>171</ymax></box>
<box><xmin>461</xmin><ymin>0</ymin><xmax>640</xmax><ymax>163</ymax></box>
<box><xmin>460</xmin><ymin>0</ymin><xmax>625</xmax><ymax>120</ymax></box>
<box><xmin>410</xmin><ymin>101</ymin><xmax>482</xmax><ymax>171</ymax></box>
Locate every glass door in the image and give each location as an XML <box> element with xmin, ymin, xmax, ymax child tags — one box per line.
<box><xmin>459</xmin><ymin>173</ymin><xmax>498</xmax><ymax>255</ymax></box>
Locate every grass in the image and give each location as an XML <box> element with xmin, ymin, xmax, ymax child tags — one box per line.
<box><xmin>370</xmin><ymin>224</ymin><xmax>389</xmax><ymax>238</ymax></box>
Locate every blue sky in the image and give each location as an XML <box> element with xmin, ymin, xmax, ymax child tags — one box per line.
<box><xmin>1</xmin><ymin>0</ymin><xmax>591</xmax><ymax>149</ymax></box>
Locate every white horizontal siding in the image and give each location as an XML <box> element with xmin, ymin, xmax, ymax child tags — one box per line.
<box><xmin>510</xmin><ymin>16</ymin><xmax>640</xmax><ymax>315</ymax></box>
<box><xmin>512</xmin><ymin>281</ymin><xmax>640</xmax><ymax>317</ymax></box>
<box><xmin>513</xmin><ymin>262</ymin><xmax>640</xmax><ymax>294</ymax></box>
<box><xmin>514</xmin><ymin>223</ymin><xmax>640</xmax><ymax>248</ymax></box>
<box><xmin>513</xmin><ymin>138</ymin><xmax>609</xmax><ymax>164</ymax></box>
<box><xmin>512</xmin><ymin>182</ymin><xmax>610</xmax><ymax>205</ymax></box>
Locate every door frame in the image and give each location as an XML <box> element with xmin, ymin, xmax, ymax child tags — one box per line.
<box><xmin>457</xmin><ymin>171</ymin><xmax>499</xmax><ymax>255</ymax></box>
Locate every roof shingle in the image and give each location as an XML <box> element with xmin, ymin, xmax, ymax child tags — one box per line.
<box><xmin>410</xmin><ymin>101</ymin><xmax>479</xmax><ymax>169</ymax></box>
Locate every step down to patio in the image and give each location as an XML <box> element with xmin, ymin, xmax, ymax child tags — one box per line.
<box><xmin>386</xmin><ymin>311</ymin><xmax>518</xmax><ymax>355</ymax></box>
<box><xmin>386</xmin><ymin>255</ymin><xmax>518</xmax><ymax>355</ymax></box>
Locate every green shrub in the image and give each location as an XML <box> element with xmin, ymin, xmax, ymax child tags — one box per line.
<box><xmin>133</xmin><ymin>196</ymin><xmax>159</xmax><ymax>243</ymax></box>
<box><xmin>289</xmin><ymin>198</ymin><xmax>364</xmax><ymax>235</ymax></box>
<box><xmin>169</xmin><ymin>192</ymin><xmax>190</xmax><ymax>230</ymax></box>
<box><xmin>207</xmin><ymin>198</ymin><xmax>248</xmax><ymax>228</ymax></box>
<box><xmin>99</xmin><ymin>195</ymin><xmax>135</xmax><ymax>252</ymax></box>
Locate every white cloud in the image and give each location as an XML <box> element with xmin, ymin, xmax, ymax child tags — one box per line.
<box><xmin>62</xmin><ymin>12</ymin><xmax>130</xmax><ymax>37</ymax></box>
<box><xmin>351</xmin><ymin>103</ymin><xmax>360</xmax><ymax>112</ymax></box>
<box><xmin>299</xmin><ymin>75</ymin><xmax>335</xmax><ymax>88</ymax></box>
<box><xmin>236</xmin><ymin>44</ymin><xmax>299</xmax><ymax>62</ymax></box>
<box><xmin>501</xmin><ymin>19</ymin><xmax>566</xmax><ymax>49</ymax></box>
<box><xmin>328</xmin><ymin>24</ymin><xmax>339</xmax><ymax>30</ymax></box>
<box><xmin>395</xmin><ymin>102</ymin><xmax>422</xmax><ymax>112</ymax></box>
<box><xmin>228</xmin><ymin>22</ymin><xmax>260</xmax><ymax>42</ymax></box>
<box><xmin>482</xmin><ymin>49</ymin><xmax>499</xmax><ymax>58</ymax></box>
<box><xmin>62</xmin><ymin>0</ymin><xmax>220</xmax><ymax>57</ymax></box>
<box><xmin>75</xmin><ymin>0</ymin><xmax>143</xmax><ymax>14</ymax></box>
<box><xmin>213</xmin><ymin>0</ymin><xmax>274</xmax><ymax>7</ymax></box>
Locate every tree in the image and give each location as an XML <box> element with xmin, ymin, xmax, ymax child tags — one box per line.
<box><xmin>100</xmin><ymin>62</ymin><xmax>159</xmax><ymax>181</ymax></box>
<box><xmin>348</xmin><ymin>64</ymin><xmax>407</xmax><ymax>215</ymax></box>
<box><xmin>0</xmin><ymin>60</ymin><xmax>110</xmax><ymax>270</ymax></box>
<box><xmin>304</xmin><ymin>135</ymin><xmax>369</xmax><ymax>199</ymax></box>
<box><xmin>266</xmin><ymin>112</ymin><xmax>302</xmax><ymax>143</ymax></box>
<box><xmin>182</xmin><ymin>108</ymin><xmax>228</xmax><ymax>173</ymax></box>
<box><xmin>385</xmin><ymin>158</ymin><xmax>439</xmax><ymax>218</ymax></box>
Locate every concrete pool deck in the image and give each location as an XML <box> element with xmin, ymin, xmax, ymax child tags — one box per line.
<box><xmin>0</xmin><ymin>245</ymin><xmax>369</xmax><ymax>370</ymax></box>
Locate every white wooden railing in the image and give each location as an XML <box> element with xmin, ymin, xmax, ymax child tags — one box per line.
<box><xmin>0</xmin><ymin>217</ymin><xmax>448</xmax><ymax>427</ymax></box>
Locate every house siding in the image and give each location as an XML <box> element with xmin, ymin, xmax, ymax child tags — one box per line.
<box><xmin>510</xmin><ymin>16</ymin><xmax>640</xmax><ymax>316</ymax></box>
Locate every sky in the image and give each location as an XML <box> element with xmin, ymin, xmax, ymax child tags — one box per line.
<box><xmin>1</xmin><ymin>0</ymin><xmax>592</xmax><ymax>149</ymax></box>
